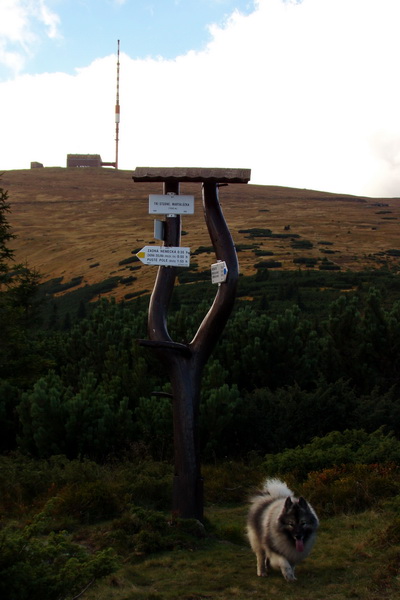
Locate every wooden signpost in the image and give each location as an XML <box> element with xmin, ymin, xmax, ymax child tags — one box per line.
<box><xmin>132</xmin><ymin>166</ymin><xmax>251</xmax><ymax>521</ymax></box>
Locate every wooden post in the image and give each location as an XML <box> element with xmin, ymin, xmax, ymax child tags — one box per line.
<box><xmin>134</xmin><ymin>167</ymin><xmax>250</xmax><ymax>521</ymax></box>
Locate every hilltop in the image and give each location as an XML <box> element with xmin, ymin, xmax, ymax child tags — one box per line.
<box><xmin>3</xmin><ymin>167</ymin><xmax>400</xmax><ymax>301</ymax></box>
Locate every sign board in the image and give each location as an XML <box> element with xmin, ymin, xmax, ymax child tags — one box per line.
<box><xmin>149</xmin><ymin>194</ymin><xmax>195</xmax><ymax>215</ymax></box>
<box><xmin>211</xmin><ymin>261</ymin><xmax>228</xmax><ymax>284</ymax></box>
<box><xmin>136</xmin><ymin>246</ymin><xmax>190</xmax><ymax>267</ymax></box>
<box><xmin>154</xmin><ymin>219</ymin><xmax>165</xmax><ymax>241</ymax></box>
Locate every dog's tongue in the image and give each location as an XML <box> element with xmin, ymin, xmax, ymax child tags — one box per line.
<box><xmin>296</xmin><ymin>539</ymin><xmax>304</xmax><ymax>552</ymax></box>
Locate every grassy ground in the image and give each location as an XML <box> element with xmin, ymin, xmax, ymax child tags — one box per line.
<box><xmin>2</xmin><ymin>455</ymin><xmax>399</xmax><ymax>599</ymax></box>
<box><xmin>85</xmin><ymin>508</ymin><xmax>400</xmax><ymax>600</ymax></box>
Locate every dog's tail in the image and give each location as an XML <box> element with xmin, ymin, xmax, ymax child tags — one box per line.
<box><xmin>263</xmin><ymin>478</ymin><xmax>293</xmax><ymax>499</ymax></box>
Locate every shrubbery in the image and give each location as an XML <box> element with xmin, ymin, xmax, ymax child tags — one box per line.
<box><xmin>260</xmin><ymin>428</ymin><xmax>400</xmax><ymax>516</ymax></box>
<box><xmin>0</xmin><ymin>456</ymin><xmax>205</xmax><ymax>599</ymax></box>
<box><xmin>262</xmin><ymin>428</ymin><xmax>400</xmax><ymax>479</ymax></box>
<box><xmin>1</xmin><ymin>431</ymin><xmax>400</xmax><ymax>598</ymax></box>
<box><xmin>0</xmin><ymin>523</ymin><xmax>117</xmax><ymax>600</ymax></box>
<box><xmin>2</xmin><ymin>176</ymin><xmax>400</xmax><ymax>463</ymax></box>
<box><xmin>300</xmin><ymin>463</ymin><xmax>400</xmax><ymax>516</ymax></box>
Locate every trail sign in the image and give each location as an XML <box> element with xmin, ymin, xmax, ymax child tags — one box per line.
<box><xmin>211</xmin><ymin>261</ymin><xmax>228</xmax><ymax>284</ymax></box>
<box><xmin>149</xmin><ymin>194</ymin><xmax>195</xmax><ymax>214</ymax></box>
<box><xmin>136</xmin><ymin>245</ymin><xmax>190</xmax><ymax>267</ymax></box>
<box><xmin>154</xmin><ymin>219</ymin><xmax>165</xmax><ymax>241</ymax></box>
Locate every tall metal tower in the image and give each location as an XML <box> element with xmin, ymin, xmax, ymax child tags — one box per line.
<box><xmin>115</xmin><ymin>40</ymin><xmax>120</xmax><ymax>169</ymax></box>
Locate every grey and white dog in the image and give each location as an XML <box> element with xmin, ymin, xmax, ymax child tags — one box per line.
<box><xmin>246</xmin><ymin>478</ymin><xmax>319</xmax><ymax>581</ymax></box>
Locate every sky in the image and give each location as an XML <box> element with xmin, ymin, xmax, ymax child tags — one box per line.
<box><xmin>1</xmin><ymin>0</ymin><xmax>400</xmax><ymax>197</ymax></box>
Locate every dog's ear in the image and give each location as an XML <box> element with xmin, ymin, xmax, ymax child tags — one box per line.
<box><xmin>284</xmin><ymin>496</ymin><xmax>293</xmax><ymax>510</ymax></box>
<box><xmin>298</xmin><ymin>497</ymin><xmax>308</xmax><ymax>508</ymax></box>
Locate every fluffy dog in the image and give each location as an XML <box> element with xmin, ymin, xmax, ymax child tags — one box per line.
<box><xmin>246</xmin><ymin>478</ymin><xmax>319</xmax><ymax>581</ymax></box>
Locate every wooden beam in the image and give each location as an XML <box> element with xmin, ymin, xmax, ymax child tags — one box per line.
<box><xmin>132</xmin><ymin>166</ymin><xmax>251</xmax><ymax>184</ymax></box>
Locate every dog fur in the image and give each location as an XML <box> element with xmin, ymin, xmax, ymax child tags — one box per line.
<box><xmin>246</xmin><ymin>478</ymin><xmax>319</xmax><ymax>581</ymax></box>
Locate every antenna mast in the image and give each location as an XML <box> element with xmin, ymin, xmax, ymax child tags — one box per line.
<box><xmin>115</xmin><ymin>40</ymin><xmax>120</xmax><ymax>169</ymax></box>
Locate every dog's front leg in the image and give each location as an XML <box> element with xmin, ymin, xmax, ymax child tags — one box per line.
<box><xmin>256</xmin><ymin>550</ymin><xmax>267</xmax><ymax>576</ymax></box>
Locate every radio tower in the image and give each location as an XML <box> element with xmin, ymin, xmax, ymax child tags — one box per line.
<box><xmin>115</xmin><ymin>40</ymin><xmax>120</xmax><ymax>169</ymax></box>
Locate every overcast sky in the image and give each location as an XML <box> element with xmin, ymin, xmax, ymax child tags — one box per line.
<box><xmin>1</xmin><ymin>0</ymin><xmax>400</xmax><ymax>197</ymax></box>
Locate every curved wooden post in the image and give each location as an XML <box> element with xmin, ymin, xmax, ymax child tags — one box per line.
<box><xmin>135</xmin><ymin>167</ymin><xmax>249</xmax><ymax>520</ymax></box>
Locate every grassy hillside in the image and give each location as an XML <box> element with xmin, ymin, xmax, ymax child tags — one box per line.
<box><xmin>3</xmin><ymin>167</ymin><xmax>400</xmax><ymax>304</ymax></box>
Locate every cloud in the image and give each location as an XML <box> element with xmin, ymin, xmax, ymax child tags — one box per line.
<box><xmin>37</xmin><ymin>0</ymin><xmax>60</xmax><ymax>39</ymax></box>
<box><xmin>1</xmin><ymin>0</ymin><xmax>400</xmax><ymax>197</ymax></box>
<box><xmin>0</xmin><ymin>0</ymin><xmax>60</xmax><ymax>73</ymax></box>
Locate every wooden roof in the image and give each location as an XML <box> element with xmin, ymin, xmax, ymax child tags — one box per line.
<box><xmin>132</xmin><ymin>167</ymin><xmax>251</xmax><ymax>184</ymax></box>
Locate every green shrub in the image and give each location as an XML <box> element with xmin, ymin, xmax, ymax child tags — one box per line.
<box><xmin>254</xmin><ymin>249</ymin><xmax>274</xmax><ymax>256</ymax></box>
<box><xmin>299</xmin><ymin>463</ymin><xmax>400</xmax><ymax>516</ymax></box>
<box><xmin>203</xmin><ymin>462</ymin><xmax>260</xmax><ymax>504</ymax></box>
<box><xmin>291</xmin><ymin>239</ymin><xmax>313</xmax><ymax>249</ymax></box>
<box><xmin>109</xmin><ymin>508</ymin><xmax>205</xmax><ymax>555</ymax></box>
<box><xmin>319</xmin><ymin>248</ymin><xmax>336</xmax><ymax>254</ymax></box>
<box><xmin>48</xmin><ymin>480</ymin><xmax>123</xmax><ymax>524</ymax></box>
<box><xmin>0</xmin><ymin>455</ymin><xmax>174</xmax><ymax>520</ymax></box>
<box><xmin>254</xmin><ymin>260</ymin><xmax>282</xmax><ymax>269</ymax></box>
<box><xmin>319</xmin><ymin>258</ymin><xmax>341</xmax><ymax>270</ymax></box>
<box><xmin>262</xmin><ymin>428</ymin><xmax>400</xmax><ymax>480</ymax></box>
<box><xmin>235</xmin><ymin>243</ymin><xmax>259</xmax><ymax>252</ymax></box>
<box><xmin>0</xmin><ymin>454</ymin><xmax>105</xmax><ymax>517</ymax></box>
<box><xmin>238</xmin><ymin>228</ymin><xmax>272</xmax><ymax>238</ymax></box>
<box><xmin>118</xmin><ymin>256</ymin><xmax>139</xmax><ymax>265</ymax></box>
<box><xmin>124</xmin><ymin>461</ymin><xmax>173</xmax><ymax>509</ymax></box>
<box><xmin>293</xmin><ymin>257</ymin><xmax>318</xmax><ymax>266</ymax></box>
<box><xmin>0</xmin><ymin>524</ymin><xmax>117</xmax><ymax>600</ymax></box>
<box><xmin>192</xmin><ymin>245</ymin><xmax>214</xmax><ymax>254</ymax></box>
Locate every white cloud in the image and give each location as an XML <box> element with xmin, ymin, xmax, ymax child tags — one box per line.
<box><xmin>2</xmin><ymin>0</ymin><xmax>400</xmax><ymax>197</ymax></box>
<box><xmin>0</xmin><ymin>0</ymin><xmax>60</xmax><ymax>73</ymax></box>
<box><xmin>37</xmin><ymin>0</ymin><xmax>60</xmax><ymax>39</ymax></box>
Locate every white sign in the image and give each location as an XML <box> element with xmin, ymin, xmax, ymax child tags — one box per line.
<box><xmin>136</xmin><ymin>246</ymin><xmax>190</xmax><ymax>267</ymax></box>
<box><xmin>149</xmin><ymin>194</ymin><xmax>195</xmax><ymax>215</ymax></box>
<box><xmin>153</xmin><ymin>219</ymin><xmax>164</xmax><ymax>241</ymax></box>
<box><xmin>211</xmin><ymin>261</ymin><xmax>228</xmax><ymax>284</ymax></box>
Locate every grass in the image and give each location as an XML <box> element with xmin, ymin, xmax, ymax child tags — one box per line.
<box><xmin>85</xmin><ymin>510</ymin><xmax>400</xmax><ymax>600</ymax></box>
<box><xmin>2</xmin><ymin>455</ymin><xmax>400</xmax><ymax>599</ymax></box>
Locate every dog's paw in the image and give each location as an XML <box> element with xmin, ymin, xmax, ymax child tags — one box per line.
<box><xmin>282</xmin><ymin>568</ymin><xmax>296</xmax><ymax>582</ymax></box>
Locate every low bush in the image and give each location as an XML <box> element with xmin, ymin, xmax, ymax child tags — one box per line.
<box><xmin>254</xmin><ymin>260</ymin><xmax>282</xmax><ymax>269</ymax></box>
<box><xmin>123</xmin><ymin>461</ymin><xmax>173</xmax><ymax>510</ymax></box>
<box><xmin>238</xmin><ymin>228</ymin><xmax>272</xmax><ymax>238</ymax></box>
<box><xmin>192</xmin><ymin>246</ymin><xmax>214</xmax><ymax>255</ymax></box>
<box><xmin>262</xmin><ymin>428</ymin><xmax>400</xmax><ymax>480</ymax></box>
<box><xmin>254</xmin><ymin>249</ymin><xmax>274</xmax><ymax>256</ymax></box>
<box><xmin>0</xmin><ymin>524</ymin><xmax>117</xmax><ymax>600</ymax></box>
<box><xmin>293</xmin><ymin>257</ymin><xmax>318</xmax><ymax>266</ymax></box>
<box><xmin>203</xmin><ymin>462</ymin><xmax>260</xmax><ymax>504</ymax></box>
<box><xmin>299</xmin><ymin>463</ymin><xmax>400</xmax><ymax>516</ymax></box>
<box><xmin>118</xmin><ymin>256</ymin><xmax>138</xmax><ymax>266</ymax></box>
<box><xmin>47</xmin><ymin>480</ymin><xmax>123</xmax><ymax>524</ymax></box>
<box><xmin>0</xmin><ymin>455</ymin><xmax>175</xmax><ymax>519</ymax></box>
<box><xmin>291</xmin><ymin>239</ymin><xmax>313</xmax><ymax>249</ymax></box>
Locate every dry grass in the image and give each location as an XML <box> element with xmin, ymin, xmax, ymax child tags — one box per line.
<box><xmin>3</xmin><ymin>167</ymin><xmax>400</xmax><ymax>301</ymax></box>
<box><xmin>85</xmin><ymin>509</ymin><xmax>400</xmax><ymax>600</ymax></box>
